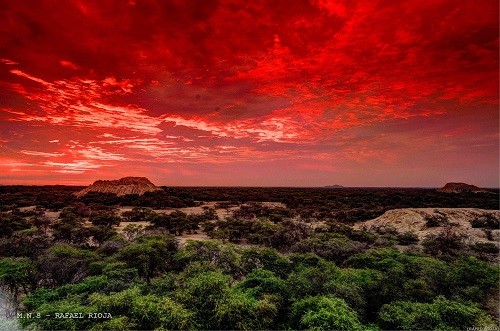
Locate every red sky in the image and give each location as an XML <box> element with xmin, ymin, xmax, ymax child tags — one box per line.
<box><xmin>0</xmin><ymin>0</ymin><xmax>498</xmax><ymax>187</ymax></box>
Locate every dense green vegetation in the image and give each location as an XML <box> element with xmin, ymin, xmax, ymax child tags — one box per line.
<box><xmin>1</xmin><ymin>238</ymin><xmax>498</xmax><ymax>330</ymax></box>
<box><xmin>0</xmin><ymin>186</ymin><xmax>498</xmax><ymax>330</ymax></box>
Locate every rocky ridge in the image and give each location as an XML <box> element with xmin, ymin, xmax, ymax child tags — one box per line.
<box><xmin>74</xmin><ymin>177</ymin><xmax>161</xmax><ymax>197</ymax></box>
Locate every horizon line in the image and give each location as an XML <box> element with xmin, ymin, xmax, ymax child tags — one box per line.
<box><xmin>0</xmin><ymin>183</ymin><xmax>499</xmax><ymax>190</ymax></box>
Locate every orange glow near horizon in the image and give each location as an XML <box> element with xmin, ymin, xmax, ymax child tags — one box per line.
<box><xmin>0</xmin><ymin>0</ymin><xmax>498</xmax><ymax>187</ymax></box>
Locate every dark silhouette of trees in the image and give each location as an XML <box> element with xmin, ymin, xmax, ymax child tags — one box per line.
<box><xmin>422</xmin><ymin>226</ymin><xmax>467</xmax><ymax>258</ymax></box>
<box><xmin>122</xmin><ymin>207</ymin><xmax>155</xmax><ymax>222</ymax></box>
<box><xmin>89</xmin><ymin>206</ymin><xmax>121</xmax><ymax>228</ymax></box>
<box><xmin>0</xmin><ymin>209</ymin><xmax>32</xmax><ymax>238</ymax></box>
<box><xmin>37</xmin><ymin>244</ymin><xmax>98</xmax><ymax>287</ymax></box>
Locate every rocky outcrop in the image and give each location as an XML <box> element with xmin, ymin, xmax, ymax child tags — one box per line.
<box><xmin>74</xmin><ymin>177</ymin><xmax>161</xmax><ymax>197</ymax></box>
<box><xmin>355</xmin><ymin>208</ymin><xmax>500</xmax><ymax>244</ymax></box>
<box><xmin>437</xmin><ymin>182</ymin><xmax>486</xmax><ymax>193</ymax></box>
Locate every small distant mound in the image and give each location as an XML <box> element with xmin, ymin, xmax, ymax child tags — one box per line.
<box><xmin>437</xmin><ymin>182</ymin><xmax>487</xmax><ymax>193</ymax></box>
<box><xmin>323</xmin><ymin>185</ymin><xmax>345</xmax><ymax>188</ymax></box>
<box><xmin>74</xmin><ymin>177</ymin><xmax>161</xmax><ymax>197</ymax></box>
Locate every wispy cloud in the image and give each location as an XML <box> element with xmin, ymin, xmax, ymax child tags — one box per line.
<box><xmin>43</xmin><ymin>160</ymin><xmax>104</xmax><ymax>174</ymax></box>
<box><xmin>20</xmin><ymin>150</ymin><xmax>65</xmax><ymax>157</ymax></box>
<box><xmin>77</xmin><ymin>146</ymin><xmax>127</xmax><ymax>161</ymax></box>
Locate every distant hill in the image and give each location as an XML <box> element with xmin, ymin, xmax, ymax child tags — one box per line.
<box><xmin>437</xmin><ymin>182</ymin><xmax>488</xmax><ymax>193</ymax></box>
<box><xmin>323</xmin><ymin>185</ymin><xmax>345</xmax><ymax>188</ymax></box>
<box><xmin>74</xmin><ymin>177</ymin><xmax>161</xmax><ymax>197</ymax></box>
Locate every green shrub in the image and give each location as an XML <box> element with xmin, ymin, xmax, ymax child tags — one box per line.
<box><xmin>289</xmin><ymin>296</ymin><xmax>363</xmax><ymax>330</ymax></box>
<box><xmin>215</xmin><ymin>287</ymin><xmax>279</xmax><ymax>330</ymax></box>
<box><xmin>379</xmin><ymin>296</ymin><xmax>495</xmax><ymax>330</ymax></box>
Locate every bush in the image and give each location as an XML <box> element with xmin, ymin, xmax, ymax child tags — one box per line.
<box><xmin>422</xmin><ymin>226</ymin><xmax>466</xmax><ymax>257</ymax></box>
<box><xmin>115</xmin><ymin>235</ymin><xmax>178</xmax><ymax>282</ymax></box>
<box><xmin>324</xmin><ymin>268</ymin><xmax>384</xmax><ymax>320</ymax></box>
<box><xmin>20</xmin><ymin>300</ymin><xmax>97</xmax><ymax>331</ymax></box>
<box><xmin>470</xmin><ymin>242</ymin><xmax>500</xmax><ymax>254</ymax></box>
<box><xmin>90</xmin><ymin>287</ymin><xmax>196</xmax><ymax>330</ymax></box>
<box><xmin>396</xmin><ymin>231</ymin><xmax>419</xmax><ymax>245</ymax></box>
<box><xmin>379</xmin><ymin>296</ymin><xmax>495</xmax><ymax>330</ymax></box>
<box><xmin>237</xmin><ymin>268</ymin><xmax>287</xmax><ymax>302</ymax></box>
<box><xmin>174</xmin><ymin>270</ymin><xmax>230</xmax><ymax>329</ymax></box>
<box><xmin>175</xmin><ymin>241</ymin><xmax>240</xmax><ymax>276</ymax></box>
<box><xmin>240</xmin><ymin>247</ymin><xmax>292</xmax><ymax>278</ymax></box>
<box><xmin>286</xmin><ymin>256</ymin><xmax>339</xmax><ymax>301</ymax></box>
<box><xmin>444</xmin><ymin>256</ymin><xmax>499</xmax><ymax>303</ymax></box>
<box><xmin>424</xmin><ymin>212</ymin><xmax>448</xmax><ymax>227</ymax></box>
<box><xmin>326</xmin><ymin>221</ymin><xmax>377</xmax><ymax>243</ymax></box>
<box><xmin>37</xmin><ymin>244</ymin><xmax>98</xmax><ymax>286</ymax></box>
<box><xmin>470</xmin><ymin>214</ymin><xmax>500</xmax><ymax>229</ymax></box>
<box><xmin>215</xmin><ymin>288</ymin><xmax>279</xmax><ymax>330</ymax></box>
<box><xmin>291</xmin><ymin>233</ymin><xmax>367</xmax><ymax>263</ymax></box>
<box><xmin>289</xmin><ymin>296</ymin><xmax>364</xmax><ymax>330</ymax></box>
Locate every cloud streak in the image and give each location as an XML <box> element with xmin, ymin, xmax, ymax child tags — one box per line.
<box><xmin>0</xmin><ymin>0</ymin><xmax>497</xmax><ymax>186</ymax></box>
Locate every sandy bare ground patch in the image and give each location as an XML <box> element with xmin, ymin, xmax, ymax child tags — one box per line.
<box><xmin>116</xmin><ymin>221</ymin><xmax>149</xmax><ymax>232</ymax></box>
<box><xmin>19</xmin><ymin>206</ymin><xmax>36</xmax><ymax>212</ymax></box>
<box><xmin>177</xmin><ymin>233</ymin><xmax>211</xmax><ymax>245</ymax></box>
<box><xmin>260</xmin><ymin>201</ymin><xmax>286</xmax><ymax>208</ymax></box>
<box><xmin>17</xmin><ymin>206</ymin><xmax>61</xmax><ymax>220</ymax></box>
<box><xmin>115</xmin><ymin>221</ymin><xmax>211</xmax><ymax>245</ymax></box>
<box><xmin>355</xmin><ymin>208</ymin><xmax>500</xmax><ymax>244</ymax></box>
<box><xmin>115</xmin><ymin>201</ymin><xmax>284</xmax><ymax>244</ymax></box>
<box><xmin>44</xmin><ymin>210</ymin><xmax>60</xmax><ymax>220</ymax></box>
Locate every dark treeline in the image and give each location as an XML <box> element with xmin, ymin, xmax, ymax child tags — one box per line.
<box><xmin>1</xmin><ymin>186</ymin><xmax>498</xmax><ymax>221</ymax></box>
<box><xmin>0</xmin><ymin>185</ymin><xmax>82</xmax><ymax>210</ymax></box>
<box><xmin>163</xmin><ymin>187</ymin><xmax>500</xmax><ymax>221</ymax></box>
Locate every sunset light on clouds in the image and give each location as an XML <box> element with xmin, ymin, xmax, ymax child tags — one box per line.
<box><xmin>0</xmin><ymin>0</ymin><xmax>498</xmax><ymax>186</ymax></box>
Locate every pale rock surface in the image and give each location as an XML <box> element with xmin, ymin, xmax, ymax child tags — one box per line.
<box><xmin>355</xmin><ymin>208</ymin><xmax>500</xmax><ymax>244</ymax></box>
<box><xmin>74</xmin><ymin>177</ymin><xmax>161</xmax><ymax>197</ymax></box>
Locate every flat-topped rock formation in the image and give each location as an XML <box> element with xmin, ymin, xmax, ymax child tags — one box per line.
<box><xmin>74</xmin><ymin>177</ymin><xmax>161</xmax><ymax>197</ymax></box>
<box><xmin>437</xmin><ymin>182</ymin><xmax>487</xmax><ymax>193</ymax></box>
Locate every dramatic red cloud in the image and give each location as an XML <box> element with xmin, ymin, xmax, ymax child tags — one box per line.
<box><xmin>0</xmin><ymin>0</ymin><xmax>498</xmax><ymax>186</ymax></box>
